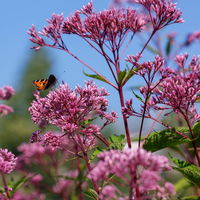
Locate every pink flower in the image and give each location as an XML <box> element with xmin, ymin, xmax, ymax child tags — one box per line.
<box><xmin>29</xmin><ymin>81</ymin><xmax>117</xmax><ymax>133</ymax></box>
<box><xmin>53</xmin><ymin>170</ymin><xmax>78</xmax><ymax>195</ymax></box>
<box><xmin>29</xmin><ymin>174</ymin><xmax>43</xmax><ymax>184</ymax></box>
<box><xmin>0</xmin><ymin>148</ymin><xmax>17</xmax><ymax>174</ymax></box>
<box><xmin>129</xmin><ymin>0</ymin><xmax>183</xmax><ymax>29</ymax></box>
<box><xmin>52</xmin><ymin>178</ymin><xmax>72</xmax><ymax>194</ymax></box>
<box><xmin>42</xmin><ymin>131</ymin><xmax>63</xmax><ymax>151</ymax></box>
<box><xmin>0</xmin><ymin>86</ymin><xmax>15</xmax><ymax>100</ymax></box>
<box><xmin>0</xmin><ymin>105</ymin><xmax>13</xmax><ymax>117</ymax></box>
<box><xmin>88</xmin><ymin>148</ymin><xmax>173</xmax><ymax>199</ymax></box>
<box><xmin>28</xmin><ymin>25</ymin><xmax>45</xmax><ymax>50</ymax></box>
<box><xmin>28</xmin><ymin>2</ymin><xmax>147</xmax><ymax>50</ymax></box>
<box><xmin>18</xmin><ymin>143</ymin><xmax>45</xmax><ymax>164</ymax></box>
<box><xmin>99</xmin><ymin>185</ymin><xmax>119</xmax><ymax>200</ymax></box>
<box><xmin>148</xmin><ymin>54</ymin><xmax>200</xmax><ymax>123</ymax></box>
<box><xmin>62</xmin><ymin>7</ymin><xmax>147</xmax><ymax>40</ymax></box>
<box><xmin>185</xmin><ymin>31</ymin><xmax>200</xmax><ymax>46</ymax></box>
<box><xmin>0</xmin><ymin>86</ymin><xmax>15</xmax><ymax>117</ymax></box>
<box><xmin>12</xmin><ymin>191</ymin><xmax>45</xmax><ymax>200</ymax></box>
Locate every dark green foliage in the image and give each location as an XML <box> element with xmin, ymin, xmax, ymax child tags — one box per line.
<box><xmin>170</xmin><ymin>156</ymin><xmax>200</xmax><ymax>187</ymax></box>
<box><xmin>83</xmin><ymin>189</ymin><xmax>98</xmax><ymax>200</ymax></box>
<box><xmin>143</xmin><ymin>127</ymin><xmax>191</xmax><ymax>152</ymax></box>
<box><xmin>108</xmin><ymin>134</ymin><xmax>125</xmax><ymax>150</ymax></box>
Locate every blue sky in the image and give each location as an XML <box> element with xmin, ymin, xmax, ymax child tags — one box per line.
<box><xmin>1</xmin><ymin>0</ymin><xmax>200</xmax><ymax>132</ymax></box>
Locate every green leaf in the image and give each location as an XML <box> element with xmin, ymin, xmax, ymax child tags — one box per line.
<box><xmin>170</xmin><ymin>156</ymin><xmax>200</xmax><ymax>187</ymax></box>
<box><xmin>81</xmin><ymin>117</ymin><xmax>97</xmax><ymax>126</ymax></box>
<box><xmin>131</xmin><ymin>88</ymin><xmax>143</xmax><ymax>103</ymax></box>
<box><xmin>181</xmin><ymin>196</ymin><xmax>200</xmax><ymax>200</ymax></box>
<box><xmin>83</xmin><ymin>71</ymin><xmax>108</xmax><ymax>83</ymax></box>
<box><xmin>118</xmin><ymin>68</ymin><xmax>137</xmax><ymax>85</ymax></box>
<box><xmin>146</xmin><ymin>45</ymin><xmax>159</xmax><ymax>55</ymax></box>
<box><xmin>192</xmin><ymin>121</ymin><xmax>200</xmax><ymax>146</ymax></box>
<box><xmin>83</xmin><ymin>189</ymin><xmax>98</xmax><ymax>200</ymax></box>
<box><xmin>165</xmin><ymin>37</ymin><xmax>172</xmax><ymax>56</ymax></box>
<box><xmin>143</xmin><ymin>128</ymin><xmax>191</xmax><ymax>152</ymax></box>
<box><xmin>108</xmin><ymin>134</ymin><xmax>125</xmax><ymax>150</ymax></box>
<box><xmin>9</xmin><ymin>176</ymin><xmax>29</xmax><ymax>196</ymax></box>
<box><xmin>89</xmin><ymin>147</ymin><xmax>103</xmax><ymax>162</ymax></box>
<box><xmin>174</xmin><ymin>178</ymin><xmax>191</xmax><ymax>193</ymax></box>
<box><xmin>118</xmin><ymin>70</ymin><xmax>127</xmax><ymax>84</ymax></box>
<box><xmin>196</xmin><ymin>94</ymin><xmax>200</xmax><ymax>102</ymax></box>
<box><xmin>192</xmin><ymin>121</ymin><xmax>200</xmax><ymax>136</ymax></box>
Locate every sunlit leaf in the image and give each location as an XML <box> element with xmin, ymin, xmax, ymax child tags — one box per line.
<box><xmin>143</xmin><ymin>127</ymin><xmax>190</xmax><ymax>152</ymax></box>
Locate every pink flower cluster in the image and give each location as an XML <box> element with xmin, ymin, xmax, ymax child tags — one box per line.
<box><xmin>29</xmin><ymin>81</ymin><xmax>117</xmax><ymax>133</ymax></box>
<box><xmin>185</xmin><ymin>31</ymin><xmax>200</xmax><ymax>46</ymax></box>
<box><xmin>18</xmin><ymin>131</ymin><xmax>67</xmax><ymax>165</ymax></box>
<box><xmin>0</xmin><ymin>86</ymin><xmax>15</xmax><ymax>100</ymax></box>
<box><xmin>28</xmin><ymin>2</ymin><xmax>147</xmax><ymax>50</ymax></box>
<box><xmin>149</xmin><ymin>54</ymin><xmax>200</xmax><ymax>122</ymax></box>
<box><xmin>0</xmin><ymin>86</ymin><xmax>15</xmax><ymax>117</ymax></box>
<box><xmin>88</xmin><ymin>148</ymin><xmax>174</xmax><ymax>199</ymax></box>
<box><xmin>0</xmin><ymin>148</ymin><xmax>17</xmax><ymax>174</ymax></box>
<box><xmin>114</xmin><ymin>0</ymin><xmax>183</xmax><ymax>30</ymax></box>
<box><xmin>63</xmin><ymin>6</ymin><xmax>146</xmax><ymax>40</ymax></box>
<box><xmin>124</xmin><ymin>55</ymin><xmax>174</xmax><ymax>117</ymax></box>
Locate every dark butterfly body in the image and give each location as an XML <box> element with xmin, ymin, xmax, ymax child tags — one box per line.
<box><xmin>33</xmin><ymin>74</ymin><xmax>57</xmax><ymax>91</ymax></box>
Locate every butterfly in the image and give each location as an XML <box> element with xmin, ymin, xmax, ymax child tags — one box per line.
<box><xmin>32</xmin><ymin>74</ymin><xmax>57</xmax><ymax>91</ymax></box>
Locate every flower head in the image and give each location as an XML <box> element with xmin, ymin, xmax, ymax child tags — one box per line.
<box><xmin>88</xmin><ymin>148</ymin><xmax>173</xmax><ymax>199</ymax></box>
<box><xmin>185</xmin><ymin>31</ymin><xmax>200</xmax><ymax>46</ymax></box>
<box><xmin>0</xmin><ymin>86</ymin><xmax>15</xmax><ymax>100</ymax></box>
<box><xmin>148</xmin><ymin>54</ymin><xmax>200</xmax><ymax>122</ymax></box>
<box><xmin>128</xmin><ymin>0</ymin><xmax>183</xmax><ymax>29</ymax></box>
<box><xmin>0</xmin><ymin>86</ymin><xmax>15</xmax><ymax>117</ymax></box>
<box><xmin>29</xmin><ymin>81</ymin><xmax>117</xmax><ymax>133</ymax></box>
<box><xmin>0</xmin><ymin>105</ymin><xmax>13</xmax><ymax>117</ymax></box>
<box><xmin>0</xmin><ymin>148</ymin><xmax>17</xmax><ymax>174</ymax></box>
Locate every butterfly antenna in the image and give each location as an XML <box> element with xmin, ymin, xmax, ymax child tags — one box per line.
<box><xmin>55</xmin><ymin>70</ymin><xmax>66</xmax><ymax>86</ymax></box>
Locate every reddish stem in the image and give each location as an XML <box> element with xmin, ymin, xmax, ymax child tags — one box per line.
<box><xmin>118</xmin><ymin>85</ymin><xmax>132</xmax><ymax>148</ymax></box>
<box><xmin>141</xmin><ymin>109</ymin><xmax>164</xmax><ymax>147</ymax></box>
<box><xmin>184</xmin><ymin>117</ymin><xmax>200</xmax><ymax>167</ymax></box>
<box><xmin>75</xmin><ymin>132</ymin><xmax>99</xmax><ymax>193</ymax></box>
<box><xmin>1</xmin><ymin>173</ymin><xmax>10</xmax><ymax>199</ymax></box>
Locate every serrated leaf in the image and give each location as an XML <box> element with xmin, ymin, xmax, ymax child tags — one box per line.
<box><xmin>108</xmin><ymin>134</ymin><xmax>125</xmax><ymax>150</ymax></box>
<box><xmin>83</xmin><ymin>189</ymin><xmax>98</xmax><ymax>200</ymax></box>
<box><xmin>83</xmin><ymin>71</ymin><xmax>108</xmax><ymax>83</ymax></box>
<box><xmin>170</xmin><ymin>156</ymin><xmax>200</xmax><ymax>187</ymax></box>
<box><xmin>143</xmin><ymin>128</ymin><xmax>190</xmax><ymax>152</ymax></box>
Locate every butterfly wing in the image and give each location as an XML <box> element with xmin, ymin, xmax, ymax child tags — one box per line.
<box><xmin>33</xmin><ymin>79</ymin><xmax>48</xmax><ymax>91</ymax></box>
<box><xmin>45</xmin><ymin>74</ymin><xmax>57</xmax><ymax>89</ymax></box>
